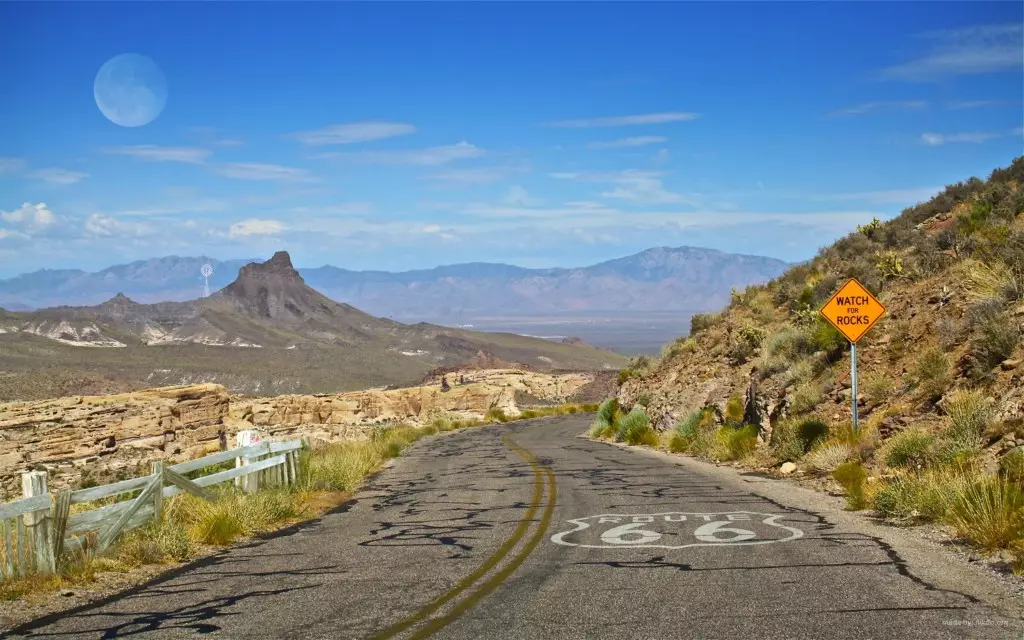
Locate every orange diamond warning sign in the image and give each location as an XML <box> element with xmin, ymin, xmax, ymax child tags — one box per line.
<box><xmin>819</xmin><ymin>278</ymin><xmax>886</xmax><ymax>344</ymax></box>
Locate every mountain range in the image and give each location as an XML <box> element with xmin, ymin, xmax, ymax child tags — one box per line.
<box><xmin>0</xmin><ymin>247</ymin><xmax>790</xmax><ymax>320</ymax></box>
<box><xmin>0</xmin><ymin>251</ymin><xmax>627</xmax><ymax>401</ymax></box>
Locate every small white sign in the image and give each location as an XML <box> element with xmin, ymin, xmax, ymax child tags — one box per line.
<box><xmin>550</xmin><ymin>511</ymin><xmax>803</xmax><ymax>549</ymax></box>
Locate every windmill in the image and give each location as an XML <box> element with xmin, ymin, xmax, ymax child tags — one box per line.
<box><xmin>201</xmin><ymin>263</ymin><xmax>214</xmax><ymax>298</ymax></box>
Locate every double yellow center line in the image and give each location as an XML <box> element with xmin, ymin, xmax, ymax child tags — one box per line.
<box><xmin>369</xmin><ymin>435</ymin><xmax>557</xmax><ymax>640</ymax></box>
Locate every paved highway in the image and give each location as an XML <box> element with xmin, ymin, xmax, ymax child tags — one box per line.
<box><xmin>8</xmin><ymin>415</ymin><xmax>1023</xmax><ymax>639</ymax></box>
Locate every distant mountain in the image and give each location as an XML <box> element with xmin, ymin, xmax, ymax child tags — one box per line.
<box><xmin>0</xmin><ymin>251</ymin><xmax>624</xmax><ymax>370</ymax></box>
<box><xmin>0</xmin><ymin>247</ymin><xmax>789</xmax><ymax>319</ymax></box>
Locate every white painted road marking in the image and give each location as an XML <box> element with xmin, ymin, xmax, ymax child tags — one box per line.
<box><xmin>550</xmin><ymin>512</ymin><xmax>803</xmax><ymax>549</ymax></box>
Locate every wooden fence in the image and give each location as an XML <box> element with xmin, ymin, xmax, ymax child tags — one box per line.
<box><xmin>0</xmin><ymin>429</ymin><xmax>305</xmax><ymax>582</ymax></box>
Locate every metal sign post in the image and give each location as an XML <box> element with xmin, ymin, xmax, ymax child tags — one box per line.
<box><xmin>850</xmin><ymin>341</ymin><xmax>858</xmax><ymax>433</ymax></box>
<box><xmin>819</xmin><ymin>278</ymin><xmax>885</xmax><ymax>435</ymax></box>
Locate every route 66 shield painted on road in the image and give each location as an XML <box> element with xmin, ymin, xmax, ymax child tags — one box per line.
<box><xmin>550</xmin><ymin>512</ymin><xmax>803</xmax><ymax>549</ymax></box>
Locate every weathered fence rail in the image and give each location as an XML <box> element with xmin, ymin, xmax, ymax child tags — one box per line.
<box><xmin>0</xmin><ymin>429</ymin><xmax>305</xmax><ymax>582</ymax></box>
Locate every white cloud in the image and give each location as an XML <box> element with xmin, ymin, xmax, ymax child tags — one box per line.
<box><xmin>216</xmin><ymin>163</ymin><xmax>319</xmax><ymax>182</ymax></box>
<box><xmin>827</xmin><ymin>101</ymin><xmax>927</xmax><ymax>116</ymax></box>
<box><xmin>504</xmin><ymin>185</ymin><xmax>540</xmax><ymax>206</ymax></box>
<box><xmin>587</xmin><ymin>136</ymin><xmax>668</xmax><ymax>149</ymax></box>
<box><xmin>1</xmin><ymin>202</ymin><xmax>56</xmax><ymax>229</ymax></box>
<box><xmin>29</xmin><ymin>168</ymin><xmax>90</xmax><ymax>184</ymax></box>
<box><xmin>920</xmin><ymin>130</ymin><xmax>1013</xmax><ymax>146</ymax></box>
<box><xmin>84</xmin><ymin>214</ymin><xmax>153</xmax><ymax>238</ymax></box>
<box><xmin>881</xmin><ymin>23</ymin><xmax>1023</xmax><ymax>81</ymax></box>
<box><xmin>544</xmin><ymin>112</ymin><xmax>699</xmax><ymax>127</ymax></box>
<box><xmin>292</xmin><ymin>121</ymin><xmax>417</xmax><ymax>145</ymax></box>
<box><xmin>314</xmin><ymin>141</ymin><xmax>485</xmax><ymax>166</ymax></box>
<box><xmin>0</xmin><ymin>158</ymin><xmax>26</xmax><ymax>174</ymax></box>
<box><xmin>551</xmin><ymin>169</ymin><xmax>697</xmax><ymax>205</ymax></box>
<box><xmin>946</xmin><ymin>100</ymin><xmax>1008</xmax><ymax>110</ymax></box>
<box><xmin>652</xmin><ymin>149</ymin><xmax>671</xmax><ymax>164</ymax></box>
<box><xmin>423</xmin><ymin>167</ymin><xmax>524</xmax><ymax>184</ymax></box>
<box><xmin>115</xmin><ymin>199</ymin><xmax>230</xmax><ymax>217</ymax></box>
<box><xmin>103</xmin><ymin>145</ymin><xmax>212</xmax><ymax>164</ymax></box>
<box><xmin>421</xmin><ymin>224</ymin><xmax>442</xmax><ymax>233</ymax></box>
<box><xmin>228</xmin><ymin>218</ymin><xmax>286</xmax><ymax>238</ymax></box>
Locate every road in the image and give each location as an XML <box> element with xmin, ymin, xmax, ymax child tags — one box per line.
<box><xmin>7</xmin><ymin>415</ymin><xmax>1023</xmax><ymax>640</ymax></box>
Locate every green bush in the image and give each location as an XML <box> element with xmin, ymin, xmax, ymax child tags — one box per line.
<box><xmin>883</xmin><ymin>430</ymin><xmax>936</xmax><ymax>469</ymax></box>
<box><xmin>871</xmin><ymin>473</ymin><xmax>955</xmax><ymax>522</ymax></box>
<box><xmin>945</xmin><ymin>389</ymin><xmax>992</xmax><ymax>447</ymax></box>
<box><xmin>690</xmin><ymin>313</ymin><xmax>720</xmax><ymax>336</ymax></box>
<box><xmin>715</xmin><ymin>425</ymin><xmax>759</xmax><ymax>461</ymax></box>
<box><xmin>913</xmin><ymin>347</ymin><xmax>952</xmax><ymax>400</ymax></box>
<box><xmin>789</xmin><ymin>379</ymin><xmax>825</xmax><ymax>415</ymax></box>
<box><xmin>832</xmin><ymin>461</ymin><xmax>869</xmax><ymax>510</ymax></box>
<box><xmin>805</xmin><ymin>441</ymin><xmax>853</xmax><ymax>472</ymax></box>
<box><xmin>591</xmin><ymin>397</ymin><xmax>621</xmax><ymax>436</ymax></box>
<box><xmin>724</xmin><ymin>394</ymin><xmax>745</xmax><ymax>425</ymax></box>
<box><xmin>485</xmin><ymin>407</ymin><xmax>510</xmax><ymax>423</ymax></box>
<box><xmin>637</xmin><ymin>392</ymin><xmax>652</xmax><ymax>408</ymax></box>
<box><xmin>616</xmin><ymin>407</ymin><xmax>657</xmax><ymax>446</ymax></box>
<box><xmin>796</xmin><ymin>418</ymin><xmax>830</xmax><ymax>451</ymax></box>
<box><xmin>967</xmin><ymin>311</ymin><xmax>1020</xmax><ymax>380</ymax></box>
<box><xmin>811</xmin><ymin>318</ymin><xmax>847</xmax><ymax>360</ymax></box>
<box><xmin>946</xmin><ymin>477</ymin><xmax>1024</xmax><ymax>550</ymax></box>
<box><xmin>862</xmin><ymin>373</ymin><xmax>896</xmax><ymax>407</ymax></box>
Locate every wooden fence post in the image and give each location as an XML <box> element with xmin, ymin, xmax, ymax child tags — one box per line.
<box><xmin>22</xmin><ymin>471</ymin><xmax>55</xmax><ymax>575</ymax></box>
<box><xmin>51</xmin><ymin>489</ymin><xmax>72</xmax><ymax>568</ymax></box>
<box><xmin>235</xmin><ymin>430</ymin><xmax>260</xmax><ymax>494</ymax></box>
<box><xmin>152</xmin><ymin>462</ymin><xmax>164</xmax><ymax>524</ymax></box>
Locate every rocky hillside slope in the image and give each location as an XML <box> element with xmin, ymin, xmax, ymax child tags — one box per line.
<box><xmin>0</xmin><ymin>247</ymin><xmax>789</xmax><ymax>319</ymax></box>
<box><xmin>0</xmin><ymin>369</ymin><xmax>595</xmax><ymax>500</ymax></box>
<box><xmin>617</xmin><ymin>157</ymin><xmax>1024</xmax><ymax>472</ymax></box>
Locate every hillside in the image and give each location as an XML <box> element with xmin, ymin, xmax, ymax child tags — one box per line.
<box><xmin>609</xmin><ymin>156</ymin><xmax>1024</xmax><ymax>564</ymax></box>
<box><xmin>0</xmin><ymin>247</ymin><xmax>789</xmax><ymax>319</ymax></box>
<box><xmin>0</xmin><ymin>252</ymin><xmax>626</xmax><ymax>401</ymax></box>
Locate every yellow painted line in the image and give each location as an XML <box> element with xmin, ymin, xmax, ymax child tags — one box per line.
<box><xmin>408</xmin><ymin>439</ymin><xmax>558</xmax><ymax>639</ymax></box>
<box><xmin>367</xmin><ymin>435</ymin><xmax>545</xmax><ymax>640</ymax></box>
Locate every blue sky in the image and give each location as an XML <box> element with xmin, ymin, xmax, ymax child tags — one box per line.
<box><xmin>0</xmin><ymin>2</ymin><xmax>1021</xmax><ymax>277</ymax></box>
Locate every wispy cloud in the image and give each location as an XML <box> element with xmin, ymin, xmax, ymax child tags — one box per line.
<box><xmin>423</xmin><ymin>166</ymin><xmax>525</xmax><ymax>184</ymax></box>
<box><xmin>920</xmin><ymin>128</ymin><xmax>1020</xmax><ymax>146</ymax></box>
<box><xmin>215</xmin><ymin>163</ymin><xmax>319</xmax><ymax>182</ymax></box>
<box><xmin>114</xmin><ymin>200</ymin><xmax>230</xmax><ymax>217</ymax></box>
<box><xmin>881</xmin><ymin>23</ymin><xmax>1023</xmax><ymax>81</ymax></box>
<box><xmin>292</xmin><ymin>121</ymin><xmax>417</xmax><ymax>146</ymax></box>
<box><xmin>946</xmin><ymin>100</ymin><xmax>1009</xmax><ymax>110</ymax></box>
<box><xmin>827</xmin><ymin>101</ymin><xmax>927</xmax><ymax>116</ymax></box>
<box><xmin>289</xmin><ymin>203</ymin><xmax>373</xmax><ymax>217</ymax></box>
<box><xmin>544</xmin><ymin>112</ymin><xmax>698</xmax><ymax>128</ymax></box>
<box><xmin>84</xmin><ymin>214</ymin><xmax>154</xmax><ymax>238</ymax></box>
<box><xmin>313</xmin><ymin>141</ymin><xmax>485</xmax><ymax>166</ymax></box>
<box><xmin>550</xmin><ymin>169</ymin><xmax>698</xmax><ymax>205</ymax></box>
<box><xmin>103</xmin><ymin>145</ymin><xmax>212</xmax><ymax>164</ymax></box>
<box><xmin>587</xmin><ymin>136</ymin><xmax>668</xmax><ymax>149</ymax></box>
<box><xmin>28</xmin><ymin>168</ymin><xmax>90</xmax><ymax>184</ymax></box>
<box><xmin>0</xmin><ymin>158</ymin><xmax>26</xmax><ymax>175</ymax></box>
<box><xmin>228</xmin><ymin>218</ymin><xmax>286</xmax><ymax>238</ymax></box>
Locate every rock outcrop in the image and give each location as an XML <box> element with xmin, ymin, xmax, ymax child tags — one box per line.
<box><xmin>0</xmin><ymin>369</ymin><xmax>593</xmax><ymax>499</ymax></box>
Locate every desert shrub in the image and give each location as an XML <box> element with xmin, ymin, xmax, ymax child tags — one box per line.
<box><xmin>297</xmin><ymin>441</ymin><xmax>383</xmax><ymax>492</ymax></box>
<box><xmin>485</xmin><ymin>408</ymin><xmax>510</xmax><ymax>423</ymax></box>
<box><xmin>715</xmin><ymin>425</ymin><xmax>759</xmax><ymax>461</ymax></box>
<box><xmin>862</xmin><ymin>373</ymin><xmax>895</xmax><ymax>407</ymax></box>
<box><xmin>832</xmin><ymin>462</ymin><xmax>869</xmax><ymax>510</ymax></box>
<box><xmin>169</xmin><ymin>489</ymin><xmax>301</xmax><ymax>546</ymax></box>
<box><xmin>769</xmin><ymin>419</ymin><xmax>806</xmax><ymax>462</ymax></box>
<box><xmin>913</xmin><ymin>347</ymin><xmax>952</xmax><ymax>400</ymax></box>
<box><xmin>636</xmin><ymin>392</ymin><xmax>652</xmax><ymax>408</ymax></box>
<box><xmin>724</xmin><ymin>394</ymin><xmax>745</xmax><ymax>425</ymax></box>
<box><xmin>796</xmin><ymin>418</ymin><xmax>830</xmax><ymax>450</ymax></box>
<box><xmin>875</xmin><ymin>250</ymin><xmax>907</xmax><ymax>280</ymax></box>
<box><xmin>883</xmin><ymin>430</ymin><xmax>936</xmax><ymax>469</ymax></box>
<box><xmin>810</xmin><ymin>318</ymin><xmax>847</xmax><ymax>361</ymax></box>
<box><xmin>680</xmin><ymin>409</ymin><xmax>720</xmax><ymax>457</ymax></box>
<box><xmin>664</xmin><ymin>337</ymin><xmax>697</xmax><ymax>359</ymax></box>
<box><xmin>946</xmin><ymin>477</ymin><xmax>1024</xmax><ymax>550</ymax></box>
<box><xmin>115</xmin><ymin>520</ymin><xmax>195</xmax><ymax>567</ymax></box>
<box><xmin>591</xmin><ymin>397</ymin><xmax>621</xmax><ymax>436</ymax></box>
<box><xmin>806</xmin><ymin>441</ymin><xmax>853</xmax><ymax>473</ymax></box>
<box><xmin>616</xmin><ymin>407</ymin><xmax>656</xmax><ymax>445</ymax></box>
<box><xmin>689</xmin><ymin>313</ymin><xmax>720</xmax><ymax>336</ymax></box>
<box><xmin>944</xmin><ymin>389</ymin><xmax>993</xmax><ymax>446</ymax></box>
<box><xmin>966</xmin><ymin>310</ymin><xmax>1020</xmax><ymax>380</ymax></box>
<box><xmin>958</xmin><ymin>259</ymin><xmax>1024</xmax><ymax>304</ymax></box>
<box><xmin>789</xmin><ymin>378</ymin><xmax>825</xmax><ymax>415</ymax></box>
<box><xmin>871</xmin><ymin>473</ymin><xmax>958</xmax><ymax>522</ymax></box>
<box><xmin>617</xmin><ymin>369</ymin><xmax>638</xmax><ymax>385</ymax></box>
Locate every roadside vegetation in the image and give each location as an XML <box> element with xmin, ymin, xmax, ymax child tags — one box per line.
<box><xmin>1</xmin><ymin>403</ymin><xmax>589</xmax><ymax>603</ymax></box>
<box><xmin>601</xmin><ymin>157</ymin><xmax>1024</xmax><ymax>574</ymax></box>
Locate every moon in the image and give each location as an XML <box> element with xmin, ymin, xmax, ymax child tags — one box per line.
<box><xmin>93</xmin><ymin>53</ymin><xmax>168</xmax><ymax>127</ymax></box>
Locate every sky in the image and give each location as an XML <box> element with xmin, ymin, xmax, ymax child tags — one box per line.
<box><xmin>0</xmin><ymin>1</ymin><xmax>1022</xmax><ymax>278</ymax></box>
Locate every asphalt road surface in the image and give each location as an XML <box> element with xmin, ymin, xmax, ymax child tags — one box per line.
<box><xmin>8</xmin><ymin>415</ymin><xmax>1023</xmax><ymax>640</ymax></box>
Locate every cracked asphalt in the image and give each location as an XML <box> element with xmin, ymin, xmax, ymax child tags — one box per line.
<box><xmin>7</xmin><ymin>415</ymin><xmax>1023</xmax><ymax>640</ymax></box>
